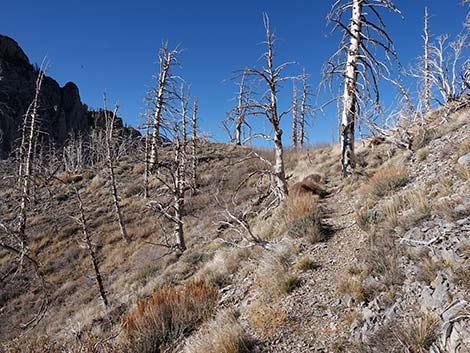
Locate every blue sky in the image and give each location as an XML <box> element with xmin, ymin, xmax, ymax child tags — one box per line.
<box><xmin>2</xmin><ymin>0</ymin><xmax>468</xmax><ymax>145</ymax></box>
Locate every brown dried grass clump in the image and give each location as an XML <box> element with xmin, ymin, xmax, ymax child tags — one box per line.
<box><xmin>362</xmin><ymin>166</ymin><xmax>409</xmax><ymax>199</ymax></box>
<box><xmin>284</xmin><ymin>194</ymin><xmax>325</xmax><ymax>243</ymax></box>
<box><xmin>124</xmin><ymin>279</ymin><xmax>218</xmax><ymax>353</ymax></box>
<box><xmin>246</xmin><ymin>298</ymin><xmax>287</xmax><ymax>339</ymax></box>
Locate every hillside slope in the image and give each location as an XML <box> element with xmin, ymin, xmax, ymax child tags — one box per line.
<box><xmin>0</xmin><ymin>108</ymin><xmax>469</xmax><ymax>352</ymax></box>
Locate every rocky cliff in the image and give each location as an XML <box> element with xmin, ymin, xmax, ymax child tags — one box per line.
<box><xmin>0</xmin><ymin>34</ymin><xmax>137</xmax><ymax>158</ymax></box>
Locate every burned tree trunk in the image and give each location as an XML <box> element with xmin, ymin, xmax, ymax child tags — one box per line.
<box><xmin>191</xmin><ymin>97</ymin><xmax>198</xmax><ymax>194</ymax></box>
<box><xmin>148</xmin><ymin>123</ymin><xmax>187</xmax><ymax>253</ymax></box>
<box><xmin>149</xmin><ymin>44</ymin><xmax>179</xmax><ymax>169</ymax></box>
<box><xmin>292</xmin><ymin>81</ymin><xmax>298</xmax><ymax>149</ymax></box>
<box><xmin>424</xmin><ymin>6</ymin><xmax>431</xmax><ymax>112</ymax></box>
<box><xmin>235</xmin><ymin>73</ymin><xmax>247</xmax><ymax>145</ymax></box>
<box><xmin>243</xmin><ymin>14</ymin><xmax>291</xmax><ymax>200</ymax></box>
<box><xmin>18</xmin><ymin>67</ymin><xmax>45</xmax><ymax>239</ymax></box>
<box><xmin>299</xmin><ymin>70</ymin><xmax>308</xmax><ymax>148</ymax></box>
<box><xmin>103</xmin><ymin>98</ymin><xmax>129</xmax><ymax>243</ymax></box>
<box><xmin>73</xmin><ymin>186</ymin><xmax>108</xmax><ymax>308</ymax></box>
<box><xmin>323</xmin><ymin>0</ymin><xmax>400</xmax><ymax>176</ymax></box>
<box><xmin>144</xmin><ymin>113</ymin><xmax>151</xmax><ymax>199</ymax></box>
<box><xmin>340</xmin><ymin>0</ymin><xmax>362</xmax><ymax>176</ymax></box>
<box><xmin>173</xmin><ymin>129</ymin><xmax>186</xmax><ymax>252</ymax></box>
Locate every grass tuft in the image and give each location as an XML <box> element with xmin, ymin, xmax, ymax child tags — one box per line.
<box><xmin>124</xmin><ymin>279</ymin><xmax>218</xmax><ymax>353</ymax></box>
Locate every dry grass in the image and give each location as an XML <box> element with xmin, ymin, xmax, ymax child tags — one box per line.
<box><xmin>337</xmin><ymin>275</ymin><xmax>369</xmax><ymax>303</ymax></box>
<box><xmin>351</xmin><ymin>313</ymin><xmax>439</xmax><ymax>353</ymax></box>
<box><xmin>246</xmin><ymin>298</ymin><xmax>287</xmax><ymax>339</ymax></box>
<box><xmin>196</xmin><ymin>247</ymin><xmax>252</xmax><ymax>287</ymax></box>
<box><xmin>184</xmin><ymin>309</ymin><xmax>252</xmax><ymax>353</ymax></box>
<box><xmin>433</xmin><ymin>196</ymin><xmax>459</xmax><ymax>220</ymax></box>
<box><xmin>416</xmin><ymin>147</ymin><xmax>430</xmax><ymax>161</ymax></box>
<box><xmin>2</xmin><ymin>335</ymin><xmax>120</xmax><ymax>353</ymax></box>
<box><xmin>364</xmin><ymin>231</ymin><xmax>404</xmax><ymax>287</ymax></box>
<box><xmin>455</xmin><ymin>165</ymin><xmax>470</xmax><ymax>181</ymax></box>
<box><xmin>459</xmin><ymin>138</ymin><xmax>470</xmax><ymax>155</ymax></box>
<box><xmin>284</xmin><ymin>194</ymin><xmax>325</xmax><ymax>243</ymax></box>
<box><xmin>124</xmin><ymin>279</ymin><xmax>218</xmax><ymax>353</ymax></box>
<box><xmin>416</xmin><ymin>255</ymin><xmax>445</xmax><ymax>285</ymax></box>
<box><xmin>361</xmin><ymin>166</ymin><xmax>409</xmax><ymax>199</ymax></box>
<box><xmin>256</xmin><ymin>244</ymin><xmax>300</xmax><ymax>297</ymax></box>
<box><xmin>412</xmin><ymin>128</ymin><xmax>437</xmax><ymax>151</ymax></box>
<box><xmin>294</xmin><ymin>256</ymin><xmax>319</xmax><ymax>271</ymax></box>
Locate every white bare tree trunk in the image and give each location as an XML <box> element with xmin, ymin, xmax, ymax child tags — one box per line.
<box><xmin>424</xmin><ymin>7</ymin><xmax>431</xmax><ymax>112</ymax></box>
<box><xmin>149</xmin><ymin>47</ymin><xmax>175</xmax><ymax>168</ymax></box>
<box><xmin>340</xmin><ymin>0</ymin><xmax>362</xmax><ymax>176</ymax></box>
<box><xmin>104</xmin><ymin>101</ymin><xmax>129</xmax><ymax>243</ymax></box>
<box><xmin>191</xmin><ymin>97</ymin><xmax>198</xmax><ymax>193</ymax></box>
<box><xmin>299</xmin><ymin>71</ymin><xmax>308</xmax><ymax>148</ymax></box>
<box><xmin>18</xmin><ymin>69</ymin><xmax>45</xmax><ymax>239</ymax></box>
<box><xmin>174</xmin><ymin>132</ymin><xmax>186</xmax><ymax>252</ymax></box>
<box><xmin>292</xmin><ymin>81</ymin><xmax>298</xmax><ymax>149</ymax></box>
<box><xmin>235</xmin><ymin>73</ymin><xmax>246</xmax><ymax>145</ymax></box>
<box><xmin>144</xmin><ymin>114</ymin><xmax>151</xmax><ymax>199</ymax></box>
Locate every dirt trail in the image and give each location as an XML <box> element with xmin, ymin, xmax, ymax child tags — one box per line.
<box><xmin>263</xmin><ymin>177</ymin><xmax>368</xmax><ymax>352</ymax></box>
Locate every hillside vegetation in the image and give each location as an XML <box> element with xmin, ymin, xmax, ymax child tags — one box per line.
<box><xmin>1</xmin><ymin>105</ymin><xmax>469</xmax><ymax>352</ymax></box>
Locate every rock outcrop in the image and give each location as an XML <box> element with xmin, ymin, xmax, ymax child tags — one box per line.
<box><xmin>0</xmin><ymin>34</ymin><xmax>137</xmax><ymax>158</ymax></box>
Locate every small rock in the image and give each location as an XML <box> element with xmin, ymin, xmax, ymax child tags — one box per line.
<box><xmin>457</xmin><ymin>152</ymin><xmax>470</xmax><ymax>166</ymax></box>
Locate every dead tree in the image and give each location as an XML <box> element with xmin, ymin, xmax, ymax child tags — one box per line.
<box><xmin>323</xmin><ymin>0</ymin><xmax>400</xmax><ymax>176</ymax></box>
<box><xmin>148</xmin><ymin>123</ymin><xmax>187</xmax><ymax>252</ymax></box>
<box><xmin>428</xmin><ymin>31</ymin><xmax>470</xmax><ymax>105</ymax></box>
<box><xmin>191</xmin><ymin>96</ymin><xmax>198</xmax><ymax>193</ymax></box>
<box><xmin>291</xmin><ymin>80</ymin><xmax>298</xmax><ymax>149</ymax></box>
<box><xmin>225</xmin><ymin>72</ymin><xmax>251</xmax><ymax>145</ymax></box>
<box><xmin>423</xmin><ymin>7</ymin><xmax>431</xmax><ymax>112</ymax></box>
<box><xmin>103</xmin><ymin>96</ymin><xmax>129</xmax><ymax>243</ymax></box>
<box><xmin>72</xmin><ymin>185</ymin><xmax>108</xmax><ymax>308</ymax></box>
<box><xmin>148</xmin><ymin>43</ymin><xmax>180</xmax><ymax>169</ymax></box>
<box><xmin>143</xmin><ymin>112</ymin><xmax>151</xmax><ymax>199</ymax></box>
<box><xmin>299</xmin><ymin>70</ymin><xmax>310</xmax><ymax>148</ymax></box>
<box><xmin>243</xmin><ymin>13</ymin><xmax>293</xmax><ymax>200</ymax></box>
<box><xmin>17</xmin><ymin>63</ymin><xmax>46</xmax><ymax>240</ymax></box>
<box><xmin>180</xmin><ymin>83</ymin><xmax>189</xmax><ymax>148</ymax></box>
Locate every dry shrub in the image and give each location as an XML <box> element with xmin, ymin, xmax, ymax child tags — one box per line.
<box><xmin>246</xmin><ymin>298</ymin><xmax>287</xmax><ymax>339</ymax></box>
<box><xmin>362</xmin><ymin>166</ymin><xmax>409</xmax><ymax>199</ymax></box>
<box><xmin>184</xmin><ymin>309</ymin><xmax>252</xmax><ymax>353</ymax></box>
<box><xmin>124</xmin><ymin>279</ymin><xmax>218</xmax><ymax>353</ymax></box>
<box><xmin>284</xmin><ymin>194</ymin><xmax>320</xmax><ymax>223</ymax></box>
<box><xmin>416</xmin><ymin>147</ymin><xmax>430</xmax><ymax>161</ymax></box>
<box><xmin>284</xmin><ymin>194</ymin><xmax>325</xmax><ymax>243</ymax></box>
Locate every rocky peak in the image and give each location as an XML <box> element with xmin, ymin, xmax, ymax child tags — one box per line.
<box><xmin>0</xmin><ymin>35</ymin><xmax>29</xmax><ymax>66</ymax></box>
<box><xmin>0</xmin><ymin>35</ymin><xmax>138</xmax><ymax>158</ymax></box>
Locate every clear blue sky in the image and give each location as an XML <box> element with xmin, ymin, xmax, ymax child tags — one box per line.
<box><xmin>2</xmin><ymin>0</ymin><xmax>467</xmax><ymax>145</ymax></box>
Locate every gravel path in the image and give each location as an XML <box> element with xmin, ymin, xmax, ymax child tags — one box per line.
<box><xmin>262</xmin><ymin>177</ymin><xmax>368</xmax><ymax>352</ymax></box>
